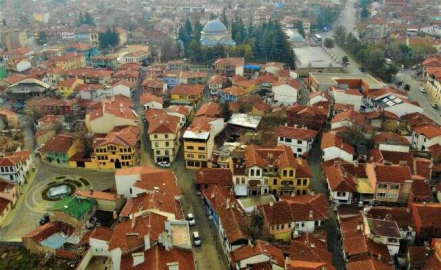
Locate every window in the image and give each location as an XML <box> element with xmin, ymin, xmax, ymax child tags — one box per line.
<box><xmin>256</xmin><ymin>170</ymin><xmax>261</xmax><ymax>177</ymax></box>
<box><xmin>198</xmin><ymin>146</ymin><xmax>205</xmax><ymax>151</ymax></box>
<box><xmin>273</xmin><ymin>179</ymin><xmax>277</xmax><ymax>185</ymax></box>
<box><xmin>165</xmin><ymin>142</ymin><xmax>169</xmax><ymax>147</ymax></box>
<box><xmin>187</xmin><ymin>145</ymin><xmax>194</xmax><ymax>150</ymax></box>
<box><xmin>303</xmin><ymin>179</ymin><xmax>307</xmax><ymax>186</ymax></box>
<box><xmin>297</xmin><ymin>179</ymin><xmax>301</xmax><ymax>185</ymax></box>
<box><xmin>165</xmin><ymin>150</ymin><xmax>169</xmax><ymax>155</ymax></box>
<box><xmin>378</xmin><ymin>184</ymin><xmax>388</xmax><ymax>189</ymax></box>
<box><xmin>377</xmin><ymin>193</ymin><xmax>386</xmax><ymax>198</ymax></box>
<box><xmin>279</xmin><ymin>137</ymin><xmax>284</xmax><ymax>142</ymax></box>
<box><xmin>297</xmin><ymin>140</ymin><xmax>302</xmax><ymax>144</ymax></box>
<box><xmin>165</xmin><ymin>134</ymin><xmax>169</xmax><ymax>139</ymax></box>
<box><xmin>154</xmin><ymin>142</ymin><xmax>159</xmax><ymax>147</ymax></box>
<box><xmin>390</xmin><ymin>184</ymin><xmax>400</xmax><ymax>189</ymax></box>
<box><xmin>250</xmin><ymin>170</ymin><xmax>255</xmax><ymax>177</ymax></box>
<box><xmin>283</xmin><ymin>170</ymin><xmax>287</xmax><ymax>177</ymax></box>
<box><xmin>198</xmin><ymin>155</ymin><xmax>205</xmax><ymax>159</ymax></box>
<box><xmin>156</xmin><ymin>150</ymin><xmax>160</xmax><ymax>155</ymax></box>
<box><xmin>388</xmin><ymin>193</ymin><xmax>398</xmax><ymax>198</ymax></box>
<box><xmin>241</xmin><ymin>178</ymin><xmax>246</xmax><ymax>184</ymax></box>
<box><xmin>154</xmin><ymin>135</ymin><xmax>158</xmax><ymax>139</ymax></box>
<box><xmin>285</xmin><ymin>138</ymin><xmax>292</xmax><ymax>143</ymax></box>
<box><xmin>297</xmin><ymin>148</ymin><xmax>302</xmax><ymax>152</ymax></box>
<box><xmin>236</xmin><ymin>178</ymin><xmax>240</xmax><ymax>184</ymax></box>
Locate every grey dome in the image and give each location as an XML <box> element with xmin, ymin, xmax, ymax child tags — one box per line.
<box><xmin>202</xmin><ymin>20</ymin><xmax>228</xmax><ymax>34</ymax></box>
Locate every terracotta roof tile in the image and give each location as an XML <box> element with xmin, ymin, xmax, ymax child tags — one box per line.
<box><xmin>276</xmin><ymin>126</ymin><xmax>317</xmax><ymax>141</ymax></box>
<box><xmin>196</xmin><ymin>168</ymin><xmax>233</xmax><ymax>188</ymax></box>
<box><xmin>321</xmin><ymin>132</ymin><xmax>355</xmax><ymax>155</ymax></box>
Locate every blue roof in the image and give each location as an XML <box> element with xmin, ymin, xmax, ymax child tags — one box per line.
<box><xmin>244</xmin><ymin>65</ymin><xmax>261</xmax><ymax>70</ymax></box>
<box><xmin>202</xmin><ymin>20</ymin><xmax>228</xmax><ymax>34</ymax></box>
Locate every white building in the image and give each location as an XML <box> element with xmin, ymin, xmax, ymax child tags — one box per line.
<box><xmin>110</xmin><ymin>80</ymin><xmax>134</xmax><ymax>98</ymax></box>
<box><xmin>140</xmin><ymin>94</ymin><xmax>163</xmax><ymax>111</ymax></box>
<box><xmin>271</xmin><ymin>78</ymin><xmax>300</xmax><ymax>106</ymax></box>
<box><xmin>321</xmin><ymin>132</ymin><xmax>354</xmax><ymax>163</ymax></box>
<box><xmin>412</xmin><ymin>124</ymin><xmax>441</xmax><ymax>151</ymax></box>
<box><xmin>332</xmin><ymin>87</ymin><xmax>363</xmax><ymax>111</ymax></box>
<box><xmin>276</xmin><ymin>126</ymin><xmax>317</xmax><ymax>157</ymax></box>
<box><xmin>0</xmin><ymin>150</ymin><xmax>33</xmax><ymax>186</ymax></box>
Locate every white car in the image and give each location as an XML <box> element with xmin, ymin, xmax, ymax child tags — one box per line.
<box><xmin>157</xmin><ymin>161</ymin><xmax>171</xmax><ymax>168</ymax></box>
<box><xmin>419</xmin><ymin>87</ymin><xmax>426</xmax><ymax>93</ymax></box>
<box><xmin>187</xmin><ymin>213</ymin><xmax>195</xmax><ymax>226</ymax></box>
<box><xmin>193</xmin><ymin>231</ymin><xmax>201</xmax><ymax>246</ymax></box>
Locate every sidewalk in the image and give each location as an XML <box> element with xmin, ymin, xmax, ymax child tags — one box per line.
<box><xmin>1</xmin><ymin>167</ymin><xmax>38</xmax><ymax>228</ymax></box>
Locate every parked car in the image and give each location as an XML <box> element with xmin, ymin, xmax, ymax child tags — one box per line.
<box><xmin>431</xmin><ymin>102</ymin><xmax>438</xmax><ymax>110</ymax></box>
<box><xmin>39</xmin><ymin>213</ymin><xmax>50</xmax><ymax>226</ymax></box>
<box><xmin>187</xmin><ymin>213</ymin><xmax>195</xmax><ymax>226</ymax></box>
<box><xmin>419</xmin><ymin>87</ymin><xmax>426</xmax><ymax>93</ymax></box>
<box><xmin>193</xmin><ymin>231</ymin><xmax>201</xmax><ymax>246</ymax></box>
<box><xmin>157</xmin><ymin>161</ymin><xmax>171</xmax><ymax>168</ymax></box>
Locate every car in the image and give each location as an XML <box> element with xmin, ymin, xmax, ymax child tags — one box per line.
<box><xmin>39</xmin><ymin>213</ymin><xmax>50</xmax><ymax>226</ymax></box>
<box><xmin>193</xmin><ymin>231</ymin><xmax>201</xmax><ymax>246</ymax></box>
<box><xmin>187</xmin><ymin>213</ymin><xmax>195</xmax><ymax>226</ymax></box>
<box><xmin>431</xmin><ymin>102</ymin><xmax>438</xmax><ymax>110</ymax></box>
<box><xmin>157</xmin><ymin>161</ymin><xmax>171</xmax><ymax>168</ymax></box>
<box><xmin>419</xmin><ymin>87</ymin><xmax>426</xmax><ymax>93</ymax></box>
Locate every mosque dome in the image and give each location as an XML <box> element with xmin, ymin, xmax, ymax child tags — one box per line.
<box><xmin>202</xmin><ymin>20</ymin><xmax>228</xmax><ymax>34</ymax></box>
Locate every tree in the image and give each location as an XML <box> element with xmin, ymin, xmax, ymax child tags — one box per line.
<box><xmin>342</xmin><ymin>55</ymin><xmax>349</xmax><ymax>66</ymax></box>
<box><xmin>188</xmin><ymin>40</ymin><xmax>203</xmax><ymax>63</ymax></box>
<box><xmin>333</xmin><ymin>25</ymin><xmax>347</xmax><ymax>44</ymax></box>
<box><xmin>184</xmin><ymin>18</ymin><xmax>193</xmax><ymax>36</ymax></box>
<box><xmin>240</xmin><ymin>210</ymin><xmax>275</xmax><ymax>242</ymax></box>
<box><xmin>37</xmin><ymin>31</ymin><xmax>47</xmax><ymax>45</ymax></box>
<box><xmin>160</xmin><ymin>36</ymin><xmax>180</xmax><ymax>62</ymax></box>
<box><xmin>221</xmin><ymin>102</ymin><xmax>232</xmax><ymax>121</ymax></box>
<box><xmin>296</xmin><ymin>21</ymin><xmax>305</xmax><ymax>37</ymax></box>
<box><xmin>360</xmin><ymin>7</ymin><xmax>370</xmax><ymax>19</ymax></box>
<box><xmin>77</xmin><ymin>126</ymin><xmax>94</xmax><ymax>157</ymax></box>
<box><xmin>404</xmin><ymin>84</ymin><xmax>411</xmax><ymax>92</ymax></box>
<box><xmin>324</xmin><ymin>38</ymin><xmax>334</xmax><ymax>49</ymax></box>
<box><xmin>84</xmin><ymin>12</ymin><xmax>95</xmax><ymax>26</ymax></box>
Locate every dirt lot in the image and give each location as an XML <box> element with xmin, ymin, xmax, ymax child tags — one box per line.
<box><xmin>0</xmin><ymin>246</ymin><xmax>76</xmax><ymax>270</ymax></box>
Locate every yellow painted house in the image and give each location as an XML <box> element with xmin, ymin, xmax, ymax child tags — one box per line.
<box><xmin>53</xmin><ymin>52</ymin><xmax>86</xmax><ymax>70</ymax></box>
<box><xmin>243</xmin><ymin>145</ymin><xmax>312</xmax><ymax>197</ymax></box>
<box><xmin>260</xmin><ymin>194</ymin><xmax>329</xmax><ymax>242</ymax></box>
<box><xmin>69</xmin><ymin>126</ymin><xmax>140</xmax><ymax>170</ymax></box>
<box><xmin>40</xmin><ymin>134</ymin><xmax>83</xmax><ymax>166</ymax></box>
<box><xmin>57</xmin><ymin>78</ymin><xmax>83</xmax><ymax>98</ymax></box>
<box><xmin>89</xmin><ymin>126</ymin><xmax>140</xmax><ymax>169</ymax></box>
<box><xmin>170</xmin><ymin>84</ymin><xmax>204</xmax><ymax>106</ymax></box>
<box><xmin>183</xmin><ymin>116</ymin><xmax>224</xmax><ymax>169</ymax></box>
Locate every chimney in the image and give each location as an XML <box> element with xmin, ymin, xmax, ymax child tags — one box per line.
<box><xmin>269</xmin><ymin>201</ymin><xmax>274</xmax><ymax>207</ymax></box>
<box><xmin>309</xmin><ymin>210</ymin><xmax>313</xmax><ymax>219</ymax></box>
<box><xmin>226</xmin><ymin>198</ymin><xmax>230</xmax><ymax>209</ymax></box>
<box><xmin>131</xmin><ymin>214</ymin><xmax>136</xmax><ymax>228</ymax></box>
<box><xmin>113</xmin><ymin>211</ymin><xmax>118</xmax><ymax>220</ymax></box>
<box><xmin>132</xmin><ymin>252</ymin><xmax>145</xmax><ymax>267</ymax></box>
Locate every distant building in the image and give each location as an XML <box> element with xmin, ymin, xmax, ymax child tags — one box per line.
<box><xmin>200</xmin><ymin>20</ymin><xmax>236</xmax><ymax>47</ymax></box>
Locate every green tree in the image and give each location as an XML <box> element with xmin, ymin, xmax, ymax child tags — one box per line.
<box><xmin>221</xmin><ymin>101</ymin><xmax>232</xmax><ymax>121</ymax></box>
<box><xmin>324</xmin><ymin>38</ymin><xmax>334</xmax><ymax>49</ymax></box>
<box><xmin>342</xmin><ymin>55</ymin><xmax>349</xmax><ymax>66</ymax></box>
<box><xmin>185</xmin><ymin>18</ymin><xmax>193</xmax><ymax>36</ymax></box>
<box><xmin>188</xmin><ymin>40</ymin><xmax>203</xmax><ymax>63</ymax></box>
<box><xmin>84</xmin><ymin>12</ymin><xmax>95</xmax><ymax>26</ymax></box>
<box><xmin>37</xmin><ymin>31</ymin><xmax>47</xmax><ymax>45</ymax></box>
<box><xmin>296</xmin><ymin>21</ymin><xmax>305</xmax><ymax>37</ymax></box>
<box><xmin>333</xmin><ymin>26</ymin><xmax>347</xmax><ymax>44</ymax></box>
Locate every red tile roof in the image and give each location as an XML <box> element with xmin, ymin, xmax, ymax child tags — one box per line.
<box><xmin>40</xmin><ymin>134</ymin><xmax>75</xmax><ymax>153</ymax></box>
<box><xmin>288</xmin><ymin>234</ymin><xmax>335</xmax><ymax>270</ymax></box>
<box><xmin>203</xmin><ymin>185</ymin><xmax>247</xmax><ymax>244</ymax></box>
<box><xmin>76</xmin><ymin>190</ymin><xmax>120</xmax><ymax>201</ymax></box>
<box><xmin>120</xmin><ymin>192</ymin><xmax>184</xmax><ymax>220</ymax></box>
<box><xmin>195</xmin><ymin>102</ymin><xmax>222</xmax><ymax>118</ymax></box>
<box><xmin>90</xmin><ymin>226</ymin><xmax>113</xmax><ymax>242</ymax></box>
<box><xmin>195</xmin><ymin>168</ymin><xmax>233</xmax><ymax>188</ymax></box>
<box><xmin>323</xmin><ymin>163</ymin><xmax>357</xmax><ymax>192</ymax></box>
<box><xmin>413</xmin><ymin>124</ymin><xmax>441</xmax><ymax>139</ymax></box>
<box><xmin>374</xmin><ymin>132</ymin><xmax>410</xmax><ymax>146</ymax></box>
<box><xmin>53</xmin><ymin>52</ymin><xmax>84</xmax><ymax>62</ymax></box>
<box><xmin>221</xmin><ymin>87</ymin><xmax>246</xmax><ymax>96</ymax></box>
<box><xmin>245</xmin><ymin>145</ymin><xmax>306</xmax><ymax>171</ymax></box>
<box><xmin>145</xmin><ymin>110</ymin><xmax>180</xmax><ymax>134</ymax></box>
<box><xmin>367</xmin><ymin>164</ymin><xmax>412</xmax><ymax>183</ymax></box>
<box><xmin>140</xmin><ymin>93</ymin><xmax>163</xmax><ymax>105</ymax></box>
<box><xmin>231</xmin><ymin>241</ymin><xmax>285</xmax><ymax>267</ymax></box>
<box><xmin>108</xmin><ymin>213</ymin><xmax>167</xmax><ymax>253</ymax></box>
<box><xmin>346</xmin><ymin>256</ymin><xmax>393</xmax><ymax>270</ymax></box>
<box><xmin>171</xmin><ymin>84</ymin><xmax>204</xmax><ymax>96</ymax></box>
<box><xmin>120</xmin><ymin>245</ymin><xmax>195</xmax><ymax>270</ymax></box>
<box><xmin>276</xmin><ymin>126</ymin><xmax>317</xmax><ymax>141</ymax></box>
<box><xmin>92</xmin><ymin>126</ymin><xmax>140</xmax><ymax>148</ymax></box>
<box><xmin>321</xmin><ymin>132</ymin><xmax>355</xmax><ymax>155</ymax></box>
